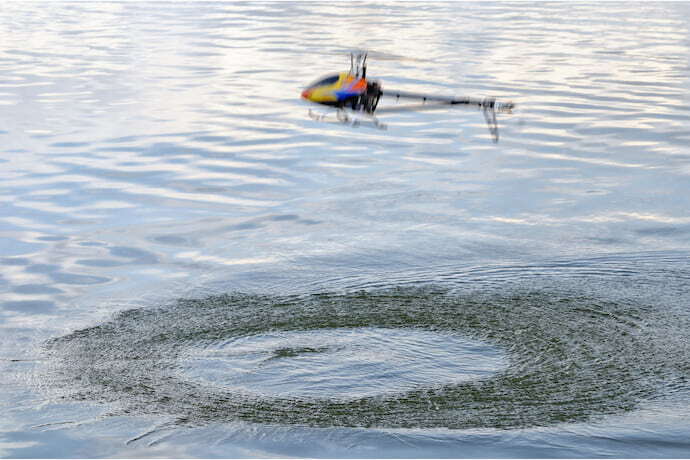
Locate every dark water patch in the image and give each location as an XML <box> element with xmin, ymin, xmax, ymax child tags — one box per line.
<box><xmin>49</xmin><ymin>272</ymin><xmax>111</xmax><ymax>285</ymax></box>
<box><xmin>269</xmin><ymin>214</ymin><xmax>299</xmax><ymax>222</ymax></box>
<box><xmin>44</xmin><ymin>287</ymin><xmax>690</xmax><ymax>430</ymax></box>
<box><xmin>76</xmin><ymin>241</ymin><xmax>107</xmax><ymax>247</ymax></box>
<box><xmin>109</xmin><ymin>246</ymin><xmax>159</xmax><ymax>264</ymax></box>
<box><xmin>271</xmin><ymin>346</ymin><xmax>330</xmax><ymax>358</ymax></box>
<box><xmin>12</xmin><ymin>284</ymin><xmax>63</xmax><ymax>295</ymax></box>
<box><xmin>4</xmin><ymin>300</ymin><xmax>56</xmax><ymax>314</ymax></box>
<box><xmin>50</xmin><ymin>141</ymin><xmax>91</xmax><ymax>148</ymax></box>
<box><xmin>26</xmin><ymin>264</ymin><xmax>60</xmax><ymax>274</ymax></box>
<box><xmin>636</xmin><ymin>226</ymin><xmax>689</xmax><ymax>237</ymax></box>
<box><xmin>36</xmin><ymin>235</ymin><xmax>69</xmax><ymax>242</ymax></box>
<box><xmin>149</xmin><ymin>235</ymin><xmax>192</xmax><ymax>247</ymax></box>
<box><xmin>0</xmin><ymin>258</ymin><xmax>32</xmax><ymax>266</ymax></box>
<box><xmin>75</xmin><ymin>259</ymin><xmax>124</xmax><ymax>268</ymax></box>
<box><xmin>51</xmin><ymin>162</ymin><xmax>172</xmax><ymax>182</ymax></box>
<box><xmin>223</xmin><ymin>221</ymin><xmax>263</xmax><ymax>232</ymax></box>
<box><xmin>191</xmin><ymin>135</ymin><xmax>232</xmax><ymax>144</ymax></box>
<box><xmin>102</xmin><ymin>135</ymin><xmax>145</xmax><ymax>144</ymax></box>
<box><xmin>586</xmin><ymin>236</ymin><xmax>629</xmax><ymax>245</ymax></box>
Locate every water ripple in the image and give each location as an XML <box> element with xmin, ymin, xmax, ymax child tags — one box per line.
<box><xmin>44</xmin><ymin>281</ymin><xmax>690</xmax><ymax>430</ymax></box>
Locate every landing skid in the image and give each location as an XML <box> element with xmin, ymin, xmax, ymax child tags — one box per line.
<box><xmin>308</xmin><ymin>109</ymin><xmax>387</xmax><ymax>130</ymax></box>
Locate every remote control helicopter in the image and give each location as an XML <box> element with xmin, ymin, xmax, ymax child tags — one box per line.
<box><xmin>301</xmin><ymin>52</ymin><xmax>515</xmax><ymax>142</ymax></box>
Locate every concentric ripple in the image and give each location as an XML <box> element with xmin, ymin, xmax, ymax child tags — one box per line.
<box><xmin>180</xmin><ymin>328</ymin><xmax>508</xmax><ymax>400</ymax></box>
<box><xmin>44</xmin><ymin>287</ymin><xmax>690</xmax><ymax>430</ymax></box>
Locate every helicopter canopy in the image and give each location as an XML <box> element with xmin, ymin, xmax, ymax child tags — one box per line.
<box><xmin>305</xmin><ymin>73</ymin><xmax>341</xmax><ymax>89</ymax></box>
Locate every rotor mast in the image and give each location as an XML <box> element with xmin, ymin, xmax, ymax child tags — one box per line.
<box><xmin>350</xmin><ymin>52</ymin><xmax>368</xmax><ymax>79</ymax></box>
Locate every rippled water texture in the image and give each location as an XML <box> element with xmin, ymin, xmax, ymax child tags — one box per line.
<box><xmin>44</xmin><ymin>286</ymin><xmax>690</xmax><ymax>430</ymax></box>
<box><xmin>2</xmin><ymin>2</ymin><xmax>690</xmax><ymax>458</ymax></box>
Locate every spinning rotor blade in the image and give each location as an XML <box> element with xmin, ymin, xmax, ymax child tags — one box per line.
<box><xmin>326</xmin><ymin>46</ymin><xmax>430</xmax><ymax>62</ymax></box>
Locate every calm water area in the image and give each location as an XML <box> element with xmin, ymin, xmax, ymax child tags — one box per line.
<box><xmin>2</xmin><ymin>2</ymin><xmax>690</xmax><ymax>458</ymax></box>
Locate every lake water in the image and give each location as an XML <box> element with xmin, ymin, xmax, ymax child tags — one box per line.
<box><xmin>2</xmin><ymin>2</ymin><xmax>690</xmax><ymax>458</ymax></box>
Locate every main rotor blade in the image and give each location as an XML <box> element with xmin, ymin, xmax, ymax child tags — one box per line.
<box><xmin>327</xmin><ymin>46</ymin><xmax>431</xmax><ymax>62</ymax></box>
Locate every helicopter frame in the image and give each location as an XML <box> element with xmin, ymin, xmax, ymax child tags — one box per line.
<box><xmin>302</xmin><ymin>52</ymin><xmax>514</xmax><ymax>142</ymax></box>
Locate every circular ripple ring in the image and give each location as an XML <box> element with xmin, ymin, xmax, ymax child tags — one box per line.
<box><xmin>45</xmin><ymin>288</ymin><xmax>689</xmax><ymax>429</ymax></box>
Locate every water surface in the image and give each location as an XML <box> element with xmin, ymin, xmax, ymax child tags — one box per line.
<box><xmin>2</xmin><ymin>2</ymin><xmax>690</xmax><ymax>458</ymax></box>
